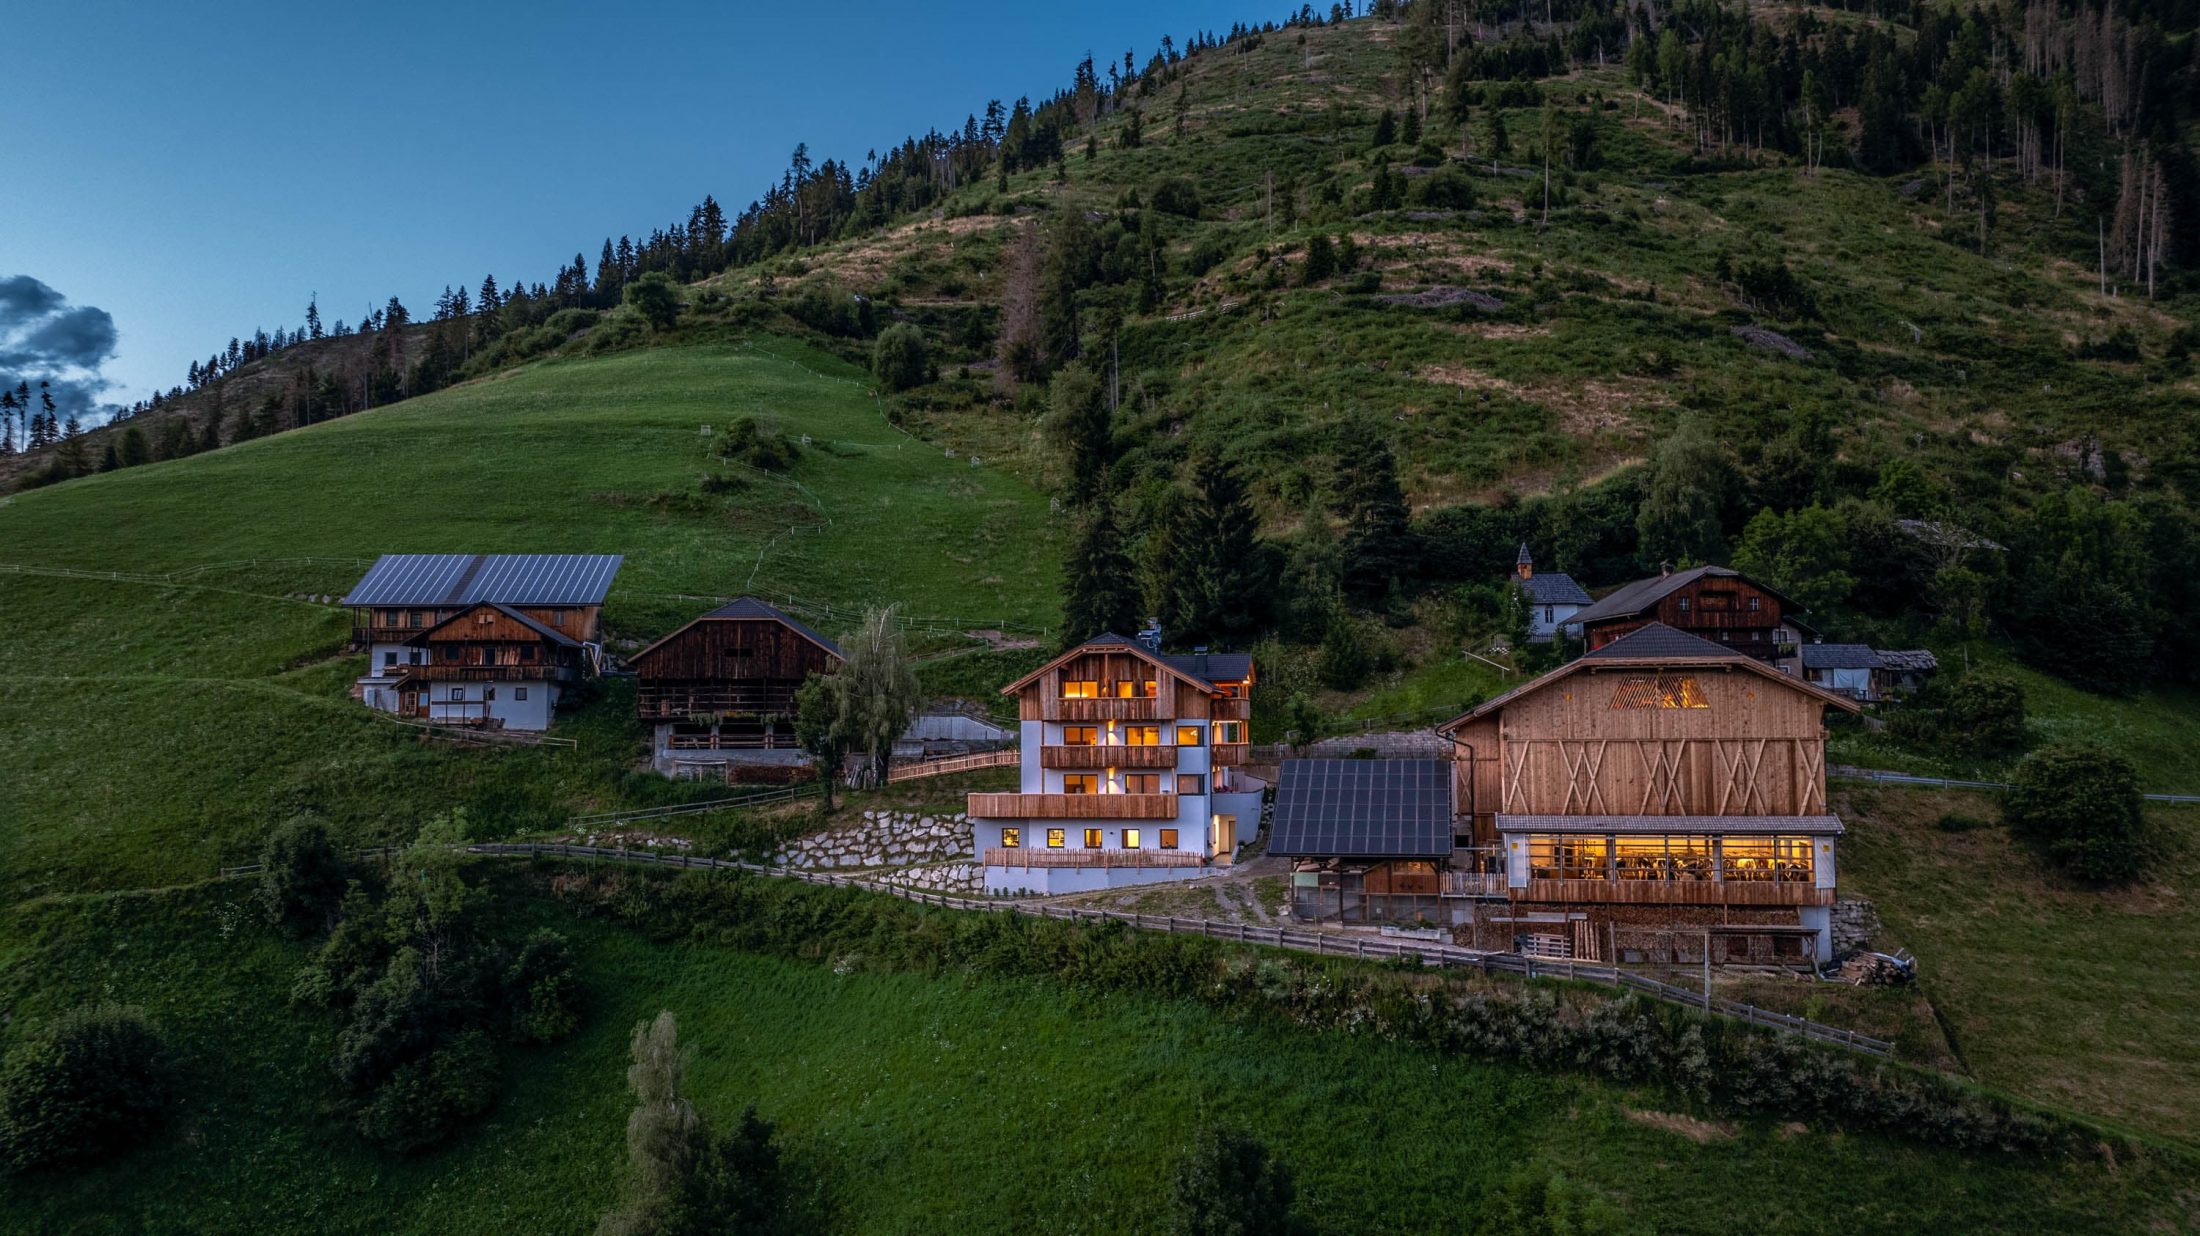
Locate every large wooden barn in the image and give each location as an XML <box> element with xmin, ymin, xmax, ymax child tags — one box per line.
<box><xmin>628</xmin><ymin>597</ymin><xmax>842</xmax><ymax>777</ymax></box>
<box><xmin>1435</xmin><ymin>623</ymin><xmax>1862</xmax><ymax>963</ymax></box>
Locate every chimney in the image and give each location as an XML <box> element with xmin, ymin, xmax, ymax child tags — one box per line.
<box><xmin>1659</xmin><ymin>560</ymin><xmax>1673</xmax><ymax>577</ymax></box>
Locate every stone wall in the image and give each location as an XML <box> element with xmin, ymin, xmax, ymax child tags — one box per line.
<box><xmin>878</xmin><ymin>860</ymin><xmax>983</xmax><ymax>896</ymax></box>
<box><xmin>774</xmin><ymin>809</ymin><xmax>972</xmax><ymax>872</ymax></box>
<box><xmin>1831</xmin><ymin>897</ymin><xmax>1881</xmax><ymax>957</ymax></box>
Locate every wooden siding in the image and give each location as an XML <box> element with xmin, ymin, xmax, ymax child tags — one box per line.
<box><xmin>967</xmin><ymin>793</ymin><xmax>1179</xmax><ymax>819</ymax></box>
<box><xmin>1488</xmin><ymin>667</ymin><xmax>1829</xmax><ymax>816</ymax></box>
<box><xmin>362</xmin><ymin>605</ymin><xmax>598</xmax><ymax>643</ymax></box>
<box><xmin>631</xmin><ymin>617</ymin><xmax>836</xmax><ymax>684</ymax></box>
<box><xmin>1038</xmin><ymin>697</ymin><xmax>1172</xmax><ymax>722</ymax></box>
<box><xmin>1041</xmin><ymin>745</ymin><xmax>1179</xmax><ymax>770</ymax></box>
<box><xmin>1583</xmin><ymin>578</ymin><xmax>1786</xmax><ymax>659</ymax></box>
<box><xmin>1517</xmin><ymin>879</ymin><xmax>1832</xmax><ymax>908</ymax></box>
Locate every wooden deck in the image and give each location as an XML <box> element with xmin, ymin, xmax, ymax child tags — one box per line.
<box><xmin>1040</xmin><ymin>744</ymin><xmax>1178</xmax><ymax>769</ymax></box>
<box><xmin>1517</xmin><ymin>878</ymin><xmax>1832</xmax><ymax>907</ymax></box>
<box><xmin>966</xmin><ymin>792</ymin><xmax>1179</xmax><ymax>820</ymax></box>
<box><xmin>981</xmin><ymin>847</ymin><xmax>1206</xmax><ymax>869</ymax></box>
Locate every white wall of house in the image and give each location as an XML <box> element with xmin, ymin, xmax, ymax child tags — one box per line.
<box><xmin>359</xmin><ymin>642</ymin><xmax>428</xmax><ymax>713</ymax></box>
<box><xmin>426</xmin><ymin>680</ymin><xmax>557</xmax><ymax>731</ymax></box>
<box><xmin>1527</xmin><ymin>602</ymin><xmax>1583</xmax><ymax>641</ymax></box>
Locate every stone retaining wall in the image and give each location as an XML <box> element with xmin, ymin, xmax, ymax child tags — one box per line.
<box><xmin>1831</xmin><ymin>897</ymin><xmax>1881</xmax><ymax>957</ymax></box>
<box><xmin>775</xmin><ymin>809</ymin><xmax>973</xmax><ymax>871</ymax></box>
<box><xmin>878</xmin><ymin>860</ymin><xmax>983</xmax><ymax>896</ymax></box>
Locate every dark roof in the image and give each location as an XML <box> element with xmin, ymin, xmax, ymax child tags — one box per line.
<box><xmin>1269</xmin><ymin>759</ymin><xmax>1455</xmax><ymax>859</ymax></box>
<box><xmin>1519</xmin><ymin>572</ymin><xmax>1592</xmax><ymax>607</ymax></box>
<box><xmin>1568</xmin><ymin>565</ymin><xmax>1795</xmax><ymax>628</ymax></box>
<box><xmin>343</xmin><ymin>554</ymin><xmax>624</xmax><ymax>607</ymax></box>
<box><xmin>1799</xmin><ymin>643</ymin><xmax>1881</xmax><ymax>670</ymax></box>
<box><xmin>701</xmin><ymin>597</ymin><xmax>843</xmax><ymax>658</ymax></box>
<box><xmin>1878</xmin><ymin>649</ymin><xmax>1939</xmax><ymax>672</ymax></box>
<box><xmin>1516</xmin><ymin>541</ymin><xmax>1534</xmax><ymax>566</ymax></box>
<box><xmin>1497</xmin><ymin>813</ymin><xmax>1844</xmax><ymax>836</ymax></box>
<box><xmin>409</xmin><ymin>602</ymin><xmax>580</xmax><ymax>647</ymax></box>
<box><xmin>1584</xmin><ymin>623</ymin><xmax>1741</xmax><ymax>661</ymax></box>
<box><xmin>1157</xmin><ymin>650</ymin><xmax>1254</xmax><ymax>683</ymax></box>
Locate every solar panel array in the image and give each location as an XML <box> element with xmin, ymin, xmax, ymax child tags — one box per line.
<box><xmin>1269</xmin><ymin>759</ymin><xmax>1455</xmax><ymax>859</ymax></box>
<box><xmin>342</xmin><ymin>554</ymin><xmax>625</xmax><ymax>607</ymax></box>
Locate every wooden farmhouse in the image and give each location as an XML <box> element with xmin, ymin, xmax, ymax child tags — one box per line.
<box><xmin>1567</xmin><ymin>565</ymin><xmax>1811</xmax><ymax>662</ymax></box>
<box><xmin>628</xmin><ymin>597</ymin><xmax>842</xmax><ymax>777</ymax></box>
<box><xmin>1436</xmin><ymin>623</ymin><xmax>1862</xmax><ymax>962</ymax></box>
<box><xmin>343</xmin><ymin>553</ymin><xmax>623</xmax><ymax>731</ymax></box>
<box><xmin>970</xmin><ymin>634</ymin><xmax>1265</xmax><ymax>895</ymax></box>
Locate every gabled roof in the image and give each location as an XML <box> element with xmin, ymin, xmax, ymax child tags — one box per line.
<box><xmin>1270</xmin><ymin>759</ymin><xmax>1455</xmax><ymax>859</ymax></box>
<box><xmin>1567</xmin><ymin>565</ymin><xmax>1796</xmax><ymax>628</ymax></box>
<box><xmin>630</xmin><ymin>595</ymin><xmax>845</xmax><ymax>664</ymax></box>
<box><xmin>1438</xmin><ymin>623</ymin><xmax>1861</xmax><ymax>731</ymax></box>
<box><xmin>1586</xmin><ymin>623</ymin><xmax>1736</xmax><ymax>661</ymax></box>
<box><xmin>1799</xmin><ymin>643</ymin><xmax>1882</xmax><ymax>670</ymax></box>
<box><xmin>1519</xmin><ymin>572</ymin><xmax>1592</xmax><ymax>607</ymax></box>
<box><xmin>1000</xmin><ymin>633</ymin><xmax>1249</xmax><ymax>695</ymax></box>
<box><xmin>343</xmin><ymin>554</ymin><xmax>624</xmax><ymax>607</ymax></box>
<box><xmin>1877</xmin><ymin>649</ymin><xmax>1939</xmax><ymax>673</ymax></box>
<box><xmin>408</xmin><ymin>602</ymin><xmax>580</xmax><ymax>647</ymax></box>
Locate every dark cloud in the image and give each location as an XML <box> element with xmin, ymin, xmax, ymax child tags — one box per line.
<box><xmin>0</xmin><ymin>275</ymin><xmax>119</xmax><ymax>425</ymax></box>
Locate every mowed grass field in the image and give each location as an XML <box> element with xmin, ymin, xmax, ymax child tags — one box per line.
<box><xmin>0</xmin><ymin>336</ymin><xmax>1059</xmax><ymax>900</ymax></box>
<box><xmin>0</xmin><ymin>874</ymin><xmax>2190</xmax><ymax>1236</ymax></box>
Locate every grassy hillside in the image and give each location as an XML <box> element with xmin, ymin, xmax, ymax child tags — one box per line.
<box><xmin>0</xmin><ymin>874</ymin><xmax>2190</xmax><ymax>1236</ymax></box>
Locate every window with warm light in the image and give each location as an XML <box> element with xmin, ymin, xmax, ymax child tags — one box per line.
<box><xmin>1527</xmin><ymin>836</ymin><xmax>1609</xmax><ymax>880</ymax></box>
<box><xmin>1610</xmin><ymin>675</ymin><xmax>1710</xmax><ymax>710</ymax></box>
<box><xmin>1084</xmin><ymin>828</ymin><xmax>1103</xmax><ymax>848</ymax></box>
<box><xmin>1110</xmin><ymin>678</ymin><xmax>1159</xmax><ymax>699</ymax></box>
<box><xmin>1721</xmin><ymin>836</ymin><xmax>1813</xmax><ymax>883</ymax></box>
<box><xmin>1002</xmin><ymin>828</ymin><xmax>1021</xmax><ymax>848</ymax></box>
<box><xmin>1046</xmin><ymin>829</ymin><xmax>1065</xmax><ymax>848</ymax></box>
<box><xmin>1062</xmin><ymin>726</ymin><xmax>1099</xmax><ymax>746</ymax></box>
<box><xmin>1123</xmin><ymin>774</ymin><xmax>1161</xmax><ymax>794</ymax></box>
<box><xmin>1123</xmin><ymin>829</ymin><xmax>1141</xmax><ymax>849</ymax></box>
<box><xmin>1159</xmin><ymin>829</ymin><xmax>1179</xmax><ymax>848</ymax></box>
<box><xmin>1062</xmin><ymin>679</ymin><xmax>1099</xmax><ymax>699</ymax></box>
<box><xmin>1212</xmin><ymin>721</ymin><xmax>1244</xmax><ymax>745</ymax></box>
<box><xmin>1176</xmin><ymin>726</ymin><xmax>1202</xmax><ymax>746</ymax></box>
<box><xmin>1177</xmin><ymin>774</ymin><xmax>1205</xmax><ymax>795</ymax></box>
<box><xmin>1125</xmin><ymin>725</ymin><xmax>1161</xmax><ymax>746</ymax></box>
<box><xmin>1062</xmin><ymin>774</ymin><xmax>1098</xmax><ymax>794</ymax></box>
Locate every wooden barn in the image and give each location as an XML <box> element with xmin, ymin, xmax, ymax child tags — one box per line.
<box><xmin>629</xmin><ymin>597</ymin><xmax>842</xmax><ymax>777</ymax></box>
<box><xmin>1436</xmin><ymin>623</ymin><xmax>1863</xmax><ymax>963</ymax></box>
<box><xmin>1566</xmin><ymin>565</ymin><xmax>1809</xmax><ymax>662</ymax></box>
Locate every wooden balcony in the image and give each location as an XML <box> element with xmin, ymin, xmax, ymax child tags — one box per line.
<box><xmin>967</xmin><ymin>792</ymin><xmax>1179</xmax><ymax>820</ymax></box>
<box><xmin>1210</xmin><ymin>697</ymin><xmax>1251</xmax><ymax>720</ymax></box>
<box><xmin>356</xmin><ymin>626</ymin><xmax>430</xmax><ymax>645</ymax></box>
<box><xmin>982</xmin><ymin>847</ymin><xmax>1206</xmax><ymax>869</ymax></box>
<box><xmin>1041</xmin><ymin>745</ymin><xmax>1178</xmax><ymax>770</ymax></box>
<box><xmin>399</xmin><ymin>664</ymin><xmax>572</xmax><ymax>683</ymax></box>
<box><xmin>1517</xmin><ymin>878</ymin><xmax>1831</xmax><ymax>908</ymax></box>
<box><xmin>637</xmin><ymin>685</ymin><xmax>799</xmax><ymax>721</ymax></box>
<box><xmin>1041</xmin><ymin>697</ymin><xmax>1168</xmax><ymax>722</ymax></box>
<box><xmin>1442</xmin><ymin>872</ymin><xmax>1509</xmax><ymax>897</ymax></box>
<box><xmin>1211</xmin><ymin>743</ymin><xmax>1251</xmax><ymax>767</ymax></box>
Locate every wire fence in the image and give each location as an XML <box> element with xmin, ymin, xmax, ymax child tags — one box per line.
<box><xmin>1831</xmin><ymin>764</ymin><xmax>2200</xmax><ymax>805</ymax></box>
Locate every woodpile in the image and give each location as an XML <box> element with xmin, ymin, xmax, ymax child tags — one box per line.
<box><xmin>1836</xmin><ymin>951</ymin><xmax>1916</xmax><ymax>987</ymax></box>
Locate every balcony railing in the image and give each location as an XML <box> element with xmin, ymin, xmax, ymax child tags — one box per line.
<box><xmin>967</xmin><ymin>792</ymin><xmax>1179</xmax><ymax>820</ymax></box>
<box><xmin>1517</xmin><ymin>878</ymin><xmax>1832</xmax><ymax>907</ymax></box>
<box><xmin>1210</xmin><ymin>697</ymin><xmax>1252</xmax><ymax>720</ymax></box>
<box><xmin>397</xmin><ymin>664</ymin><xmax>573</xmax><ymax>683</ymax></box>
<box><xmin>1041</xmin><ymin>745</ymin><xmax>1178</xmax><ymax>770</ymax></box>
<box><xmin>637</xmin><ymin>686</ymin><xmax>799</xmax><ymax>721</ymax></box>
<box><xmin>1041</xmin><ymin>697</ymin><xmax>1169</xmax><ymax>722</ymax></box>
<box><xmin>1442</xmin><ymin>872</ymin><xmax>1509</xmax><ymax>897</ymax></box>
<box><xmin>1211</xmin><ymin>742</ymin><xmax>1252</xmax><ymax>767</ymax></box>
<box><xmin>982</xmin><ymin>847</ymin><xmax>1206</xmax><ymax>869</ymax></box>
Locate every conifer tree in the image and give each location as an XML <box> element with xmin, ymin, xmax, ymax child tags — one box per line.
<box><xmin>1046</xmin><ymin>362</ymin><xmax>1112</xmax><ymax>507</ymax></box>
<box><xmin>1330</xmin><ymin>414</ymin><xmax>1414</xmax><ymax>600</ymax></box>
<box><xmin>1478</xmin><ymin>90</ymin><xmax>1510</xmax><ymax>172</ymax></box>
<box><xmin>1061</xmin><ymin>501</ymin><xmax>1141</xmax><ymax>645</ymax></box>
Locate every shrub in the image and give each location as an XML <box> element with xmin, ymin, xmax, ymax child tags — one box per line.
<box><xmin>543</xmin><ymin>307</ymin><xmax>601</xmax><ymax>334</ymax></box>
<box><xmin>2004</xmin><ymin>745</ymin><xmax>2148</xmax><ymax>883</ymax></box>
<box><xmin>623</xmin><ymin>273</ymin><xmax>683</xmax><ymax>331</ymax></box>
<box><xmin>353</xmin><ymin>1029</ymin><xmax>501</xmax><ymax>1153</ymax></box>
<box><xmin>585</xmin><ymin>312</ymin><xmax>649</xmax><ymax>355</ymax></box>
<box><xmin>872</xmin><ymin>322</ymin><xmax>930</xmax><ymax>392</ymax></box>
<box><xmin>715</xmin><ymin>417</ymin><xmax>803</xmax><ymax>472</ymax></box>
<box><xmin>0</xmin><ymin>1004</ymin><xmax>174</xmax><ymax>1173</ymax></box>
<box><xmin>1940</xmin><ymin>673</ymin><xmax>2027</xmax><ymax>754</ymax></box>
<box><xmin>1474</xmin><ymin>1165</ymin><xmax>1634</xmax><ymax>1236</ymax></box>
<box><xmin>502</xmin><ymin>929</ymin><xmax>582</xmax><ymax>1045</ymax></box>
<box><xmin>1168</xmin><ymin>1125</ymin><xmax>1308</xmax><ymax>1236</ymax></box>
<box><xmin>1409</xmin><ymin>164</ymin><xmax>1476</xmax><ymax>210</ymax></box>
<box><xmin>258</xmin><ymin>814</ymin><xmax>349</xmax><ymax>936</ymax></box>
<box><xmin>1151</xmin><ymin>176</ymin><xmax>1204</xmax><ymax>218</ymax></box>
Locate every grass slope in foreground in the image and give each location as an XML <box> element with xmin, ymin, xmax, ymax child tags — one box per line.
<box><xmin>0</xmin><ymin>877</ymin><xmax>2186</xmax><ymax>1236</ymax></box>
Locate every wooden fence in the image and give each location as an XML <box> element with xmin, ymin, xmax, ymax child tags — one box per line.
<box><xmin>885</xmin><ymin>748</ymin><xmax>1020</xmax><ymax>783</ymax></box>
<box><xmin>415</xmin><ymin>841</ymin><xmax>1891</xmax><ymax>1057</ymax></box>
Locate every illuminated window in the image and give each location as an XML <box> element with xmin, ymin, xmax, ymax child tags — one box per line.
<box><xmin>1046</xmin><ymin>829</ymin><xmax>1065</xmax><ymax>848</ymax></box>
<box><xmin>1613</xmin><ymin>835</ymin><xmax>1714</xmax><ymax>882</ymax></box>
<box><xmin>1125</xmin><ymin>725</ymin><xmax>1161</xmax><ymax>746</ymax></box>
<box><xmin>1062</xmin><ymin>679</ymin><xmax>1099</xmax><ymax>699</ymax></box>
<box><xmin>1526</xmin><ymin>835</ymin><xmax>1608</xmax><ymax>880</ymax></box>
<box><xmin>1610</xmin><ymin>675</ymin><xmax>1709</xmax><ymax>710</ymax></box>
<box><xmin>1084</xmin><ymin>828</ymin><xmax>1103</xmax><ymax>848</ymax></box>
<box><xmin>1002</xmin><ymin>828</ymin><xmax>1020</xmax><ymax>848</ymax></box>
<box><xmin>1123</xmin><ymin>774</ymin><xmax>1161</xmax><ymax>794</ymax></box>
<box><xmin>1159</xmin><ymin>828</ymin><xmax>1179</xmax><ymax>848</ymax></box>
<box><xmin>1176</xmin><ymin>726</ymin><xmax>1203</xmax><ymax>746</ymax></box>
<box><xmin>1123</xmin><ymin>829</ymin><xmax>1141</xmax><ymax>849</ymax></box>
<box><xmin>1063</xmin><ymin>726</ymin><xmax>1099</xmax><ymax>746</ymax></box>
<box><xmin>1212</xmin><ymin>721</ymin><xmax>1245</xmax><ymax>745</ymax></box>
<box><xmin>1111</xmin><ymin>678</ymin><xmax>1159</xmax><ymax>698</ymax></box>
<box><xmin>1177</xmin><ymin>774</ymin><xmax>1205</xmax><ymax>795</ymax></box>
<box><xmin>1721</xmin><ymin>836</ymin><xmax>1813</xmax><ymax>883</ymax></box>
<box><xmin>1062</xmin><ymin>774</ymin><xmax>1098</xmax><ymax>794</ymax></box>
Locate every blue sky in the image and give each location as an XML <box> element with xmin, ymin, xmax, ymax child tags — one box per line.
<box><xmin>4</xmin><ymin>0</ymin><xmax>1260</xmax><ymax>417</ymax></box>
